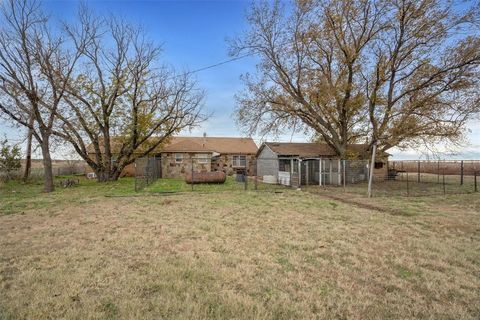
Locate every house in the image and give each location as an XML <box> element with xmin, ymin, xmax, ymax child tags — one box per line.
<box><xmin>156</xmin><ymin>136</ymin><xmax>258</xmax><ymax>178</ymax></box>
<box><xmin>87</xmin><ymin>135</ymin><xmax>258</xmax><ymax>178</ymax></box>
<box><xmin>256</xmin><ymin>142</ymin><xmax>388</xmax><ymax>186</ymax></box>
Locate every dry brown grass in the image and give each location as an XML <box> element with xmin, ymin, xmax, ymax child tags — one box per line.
<box><xmin>1</xmin><ymin>187</ymin><xmax>479</xmax><ymax>319</ymax></box>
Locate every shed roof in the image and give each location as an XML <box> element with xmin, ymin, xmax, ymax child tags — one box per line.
<box><xmin>260</xmin><ymin>142</ymin><xmax>376</xmax><ymax>158</ymax></box>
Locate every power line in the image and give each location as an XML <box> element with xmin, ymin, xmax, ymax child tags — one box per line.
<box><xmin>169</xmin><ymin>52</ymin><xmax>255</xmax><ymax>80</ymax></box>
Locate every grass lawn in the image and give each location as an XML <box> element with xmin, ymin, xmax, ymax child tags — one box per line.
<box><xmin>1</xmin><ymin>178</ymin><xmax>479</xmax><ymax>319</ymax></box>
<box><xmin>144</xmin><ymin>176</ymin><xmax>286</xmax><ymax>193</ymax></box>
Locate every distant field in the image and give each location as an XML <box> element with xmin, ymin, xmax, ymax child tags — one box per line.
<box><xmin>389</xmin><ymin>160</ymin><xmax>480</xmax><ymax>175</ymax></box>
<box><xmin>1</xmin><ymin>178</ymin><xmax>479</xmax><ymax>319</ymax></box>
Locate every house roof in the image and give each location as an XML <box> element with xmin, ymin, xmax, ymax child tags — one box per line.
<box><xmin>161</xmin><ymin>136</ymin><xmax>258</xmax><ymax>154</ymax></box>
<box><xmin>259</xmin><ymin>142</ymin><xmax>379</xmax><ymax>158</ymax></box>
<box><xmin>86</xmin><ymin>136</ymin><xmax>258</xmax><ymax>155</ymax></box>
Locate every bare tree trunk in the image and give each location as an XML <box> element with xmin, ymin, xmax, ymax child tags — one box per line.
<box><xmin>40</xmin><ymin>134</ymin><xmax>55</xmax><ymax>192</ymax></box>
<box><xmin>22</xmin><ymin>116</ymin><xmax>34</xmax><ymax>182</ymax></box>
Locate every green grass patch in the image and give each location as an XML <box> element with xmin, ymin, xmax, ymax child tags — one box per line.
<box><xmin>0</xmin><ymin>176</ymin><xmax>135</xmax><ymax>215</ymax></box>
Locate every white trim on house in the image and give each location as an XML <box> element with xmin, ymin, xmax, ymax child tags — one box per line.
<box><xmin>232</xmin><ymin>155</ymin><xmax>247</xmax><ymax>167</ymax></box>
<box><xmin>196</xmin><ymin>153</ymin><xmax>209</xmax><ymax>164</ymax></box>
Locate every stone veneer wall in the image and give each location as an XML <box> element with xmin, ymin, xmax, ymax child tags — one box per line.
<box><xmin>161</xmin><ymin>153</ymin><xmax>211</xmax><ymax>179</ymax></box>
<box><xmin>211</xmin><ymin>154</ymin><xmax>256</xmax><ymax>176</ymax></box>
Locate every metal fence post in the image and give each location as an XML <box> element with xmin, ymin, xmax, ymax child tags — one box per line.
<box><xmin>134</xmin><ymin>161</ymin><xmax>138</xmax><ymax>192</ymax></box>
<box><xmin>244</xmin><ymin>165</ymin><xmax>248</xmax><ymax>191</ymax></box>
<box><xmin>475</xmin><ymin>171</ymin><xmax>478</xmax><ymax>193</ymax></box>
<box><xmin>368</xmin><ymin>143</ymin><xmax>377</xmax><ymax>198</ymax></box>
<box><xmin>437</xmin><ymin>160</ymin><xmax>440</xmax><ymax>183</ymax></box>
<box><xmin>191</xmin><ymin>156</ymin><xmax>194</xmax><ymax>192</ymax></box>
<box><xmin>443</xmin><ymin>167</ymin><xmax>446</xmax><ymax>196</ymax></box>
<box><xmin>460</xmin><ymin>160</ymin><xmax>464</xmax><ymax>185</ymax></box>
<box><xmin>417</xmin><ymin>161</ymin><xmax>420</xmax><ymax>183</ymax></box>
<box><xmin>406</xmin><ymin>171</ymin><xmax>409</xmax><ymax>197</ymax></box>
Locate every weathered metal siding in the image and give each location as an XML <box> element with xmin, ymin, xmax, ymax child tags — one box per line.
<box><xmin>256</xmin><ymin>146</ymin><xmax>278</xmax><ymax>177</ymax></box>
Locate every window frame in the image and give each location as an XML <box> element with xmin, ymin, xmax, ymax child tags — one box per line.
<box><xmin>174</xmin><ymin>153</ymin><xmax>183</xmax><ymax>163</ymax></box>
<box><xmin>232</xmin><ymin>155</ymin><xmax>247</xmax><ymax>168</ymax></box>
<box><xmin>196</xmin><ymin>153</ymin><xmax>209</xmax><ymax>164</ymax></box>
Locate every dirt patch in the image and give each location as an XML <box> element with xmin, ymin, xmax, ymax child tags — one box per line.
<box><xmin>305</xmin><ymin>190</ymin><xmax>408</xmax><ymax>215</ymax></box>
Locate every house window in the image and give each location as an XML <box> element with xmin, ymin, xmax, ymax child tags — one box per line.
<box><xmin>279</xmin><ymin>159</ymin><xmax>291</xmax><ymax>172</ymax></box>
<box><xmin>232</xmin><ymin>155</ymin><xmax>246</xmax><ymax>167</ymax></box>
<box><xmin>174</xmin><ymin>153</ymin><xmax>183</xmax><ymax>163</ymax></box>
<box><xmin>196</xmin><ymin>153</ymin><xmax>209</xmax><ymax>164</ymax></box>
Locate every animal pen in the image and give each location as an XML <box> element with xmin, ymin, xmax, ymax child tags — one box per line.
<box><xmin>275</xmin><ymin>158</ymin><xmax>369</xmax><ymax>187</ymax></box>
<box><xmin>134</xmin><ymin>155</ymin><xmax>479</xmax><ymax>197</ymax></box>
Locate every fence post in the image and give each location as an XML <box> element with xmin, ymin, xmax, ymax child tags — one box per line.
<box><xmin>368</xmin><ymin>143</ymin><xmax>377</xmax><ymax>198</ymax></box>
<box><xmin>437</xmin><ymin>160</ymin><xmax>440</xmax><ymax>183</ymax></box>
<box><xmin>406</xmin><ymin>171</ymin><xmax>409</xmax><ymax>197</ymax></box>
<box><xmin>460</xmin><ymin>160</ymin><xmax>464</xmax><ymax>185</ymax></box>
<box><xmin>134</xmin><ymin>161</ymin><xmax>138</xmax><ymax>192</ymax></box>
<box><xmin>153</xmin><ymin>156</ymin><xmax>157</xmax><ymax>180</ymax></box>
<box><xmin>417</xmin><ymin>161</ymin><xmax>420</xmax><ymax>183</ymax></box>
<box><xmin>443</xmin><ymin>167</ymin><xmax>446</xmax><ymax>196</ymax></box>
<box><xmin>343</xmin><ymin>160</ymin><xmax>346</xmax><ymax>192</ymax></box>
<box><xmin>244</xmin><ymin>165</ymin><xmax>248</xmax><ymax>191</ymax></box>
<box><xmin>475</xmin><ymin>171</ymin><xmax>478</xmax><ymax>193</ymax></box>
<box><xmin>191</xmin><ymin>156</ymin><xmax>194</xmax><ymax>192</ymax></box>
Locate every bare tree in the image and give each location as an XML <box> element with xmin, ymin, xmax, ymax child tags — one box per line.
<box><xmin>52</xmin><ymin>10</ymin><xmax>205</xmax><ymax>181</ymax></box>
<box><xmin>0</xmin><ymin>0</ymin><xmax>74</xmax><ymax>192</ymax></box>
<box><xmin>231</xmin><ymin>0</ymin><xmax>480</xmax><ymax>157</ymax></box>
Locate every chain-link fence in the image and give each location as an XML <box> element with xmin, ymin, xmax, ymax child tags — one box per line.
<box><xmin>134</xmin><ymin>156</ymin><xmax>162</xmax><ymax>191</ymax></box>
<box><xmin>134</xmin><ymin>155</ymin><xmax>479</xmax><ymax>196</ymax></box>
<box><xmin>304</xmin><ymin>159</ymin><xmax>479</xmax><ymax>197</ymax></box>
<box><xmin>134</xmin><ymin>155</ymin><xmax>291</xmax><ymax>193</ymax></box>
<box><xmin>376</xmin><ymin>160</ymin><xmax>480</xmax><ymax>197</ymax></box>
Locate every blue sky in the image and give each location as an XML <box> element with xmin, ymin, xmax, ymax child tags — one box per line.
<box><xmin>1</xmin><ymin>0</ymin><xmax>479</xmax><ymax>159</ymax></box>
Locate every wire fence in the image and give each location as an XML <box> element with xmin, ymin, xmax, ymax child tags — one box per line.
<box><xmin>133</xmin><ymin>156</ymin><xmax>479</xmax><ymax>197</ymax></box>
<box><xmin>134</xmin><ymin>155</ymin><xmax>290</xmax><ymax>193</ymax></box>
<box><xmin>134</xmin><ymin>156</ymin><xmax>162</xmax><ymax>191</ymax></box>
